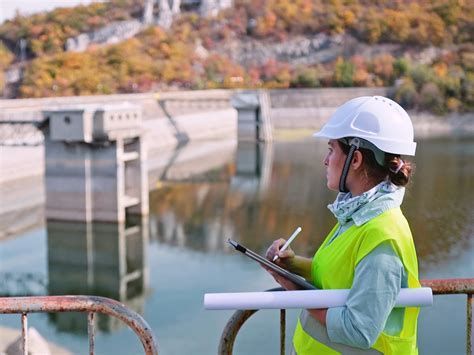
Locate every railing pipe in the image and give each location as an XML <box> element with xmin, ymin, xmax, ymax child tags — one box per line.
<box><xmin>218</xmin><ymin>287</ymin><xmax>284</xmax><ymax>355</ymax></box>
<box><xmin>0</xmin><ymin>295</ymin><xmax>158</xmax><ymax>355</ymax></box>
<box><xmin>420</xmin><ymin>278</ymin><xmax>474</xmax><ymax>294</ymax></box>
<box><xmin>218</xmin><ymin>309</ymin><xmax>257</xmax><ymax>354</ymax></box>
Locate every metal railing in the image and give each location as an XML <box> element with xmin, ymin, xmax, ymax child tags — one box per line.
<box><xmin>218</xmin><ymin>278</ymin><xmax>474</xmax><ymax>355</ymax></box>
<box><xmin>0</xmin><ymin>295</ymin><xmax>158</xmax><ymax>355</ymax></box>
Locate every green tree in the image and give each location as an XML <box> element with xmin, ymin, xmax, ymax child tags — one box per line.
<box><xmin>334</xmin><ymin>57</ymin><xmax>354</xmax><ymax>87</ymax></box>
<box><xmin>394</xmin><ymin>78</ymin><xmax>417</xmax><ymax>109</ymax></box>
<box><xmin>0</xmin><ymin>41</ymin><xmax>14</xmax><ymax>95</ymax></box>
<box><xmin>409</xmin><ymin>65</ymin><xmax>436</xmax><ymax>89</ymax></box>
<box><xmin>290</xmin><ymin>66</ymin><xmax>320</xmax><ymax>88</ymax></box>
<box><xmin>462</xmin><ymin>72</ymin><xmax>474</xmax><ymax>109</ymax></box>
<box><xmin>393</xmin><ymin>58</ymin><xmax>410</xmax><ymax>77</ymax></box>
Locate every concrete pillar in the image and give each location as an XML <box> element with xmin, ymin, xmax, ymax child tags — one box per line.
<box><xmin>47</xmin><ymin>217</ymin><xmax>148</xmax><ymax>332</ymax></box>
<box><xmin>231</xmin><ymin>90</ymin><xmax>273</xmax><ymax>142</ymax></box>
<box><xmin>43</xmin><ymin>104</ymin><xmax>148</xmax><ymax>223</ymax></box>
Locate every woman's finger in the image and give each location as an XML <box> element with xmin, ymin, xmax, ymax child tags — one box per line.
<box><xmin>265</xmin><ymin>238</ymin><xmax>287</xmax><ymax>260</ymax></box>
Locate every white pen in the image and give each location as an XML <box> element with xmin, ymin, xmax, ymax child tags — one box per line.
<box><xmin>273</xmin><ymin>227</ymin><xmax>302</xmax><ymax>262</ymax></box>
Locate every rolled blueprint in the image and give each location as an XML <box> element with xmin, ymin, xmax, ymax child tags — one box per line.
<box><xmin>204</xmin><ymin>288</ymin><xmax>433</xmax><ymax>310</ymax></box>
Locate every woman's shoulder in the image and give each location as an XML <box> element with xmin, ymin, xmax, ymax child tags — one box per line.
<box><xmin>363</xmin><ymin>207</ymin><xmax>408</xmax><ymax>230</ymax></box>
<box><xmin>359</xmin><ymin>208</ymin><xmax>414</xmax><ymax>249</ymax></box>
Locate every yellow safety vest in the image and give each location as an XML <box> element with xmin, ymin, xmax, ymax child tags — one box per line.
<box><xmin>293</xmin><ymin>207</ymin><xmax>420</xmax><ymax>355</ymax></box>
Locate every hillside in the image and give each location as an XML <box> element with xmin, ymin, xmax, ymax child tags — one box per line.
<box><xmin>0</xmin><ymin>0</ymin><xmax>473</xmax><ymax>114</ymax></box>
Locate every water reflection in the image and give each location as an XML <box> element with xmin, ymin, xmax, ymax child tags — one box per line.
<box><xmin>403</xmin><ymin>136</ymin><xmax>474</xmax><ymax>272</ymax></box>
<box><xmin>148</xmin><ymin>140</ymin><xmax>276</xmax><ymax>251</ymax></box>
<box><xmin>148</xmin><ymin>140</ymin><xmax>236</xmax><ymax>188</ymax></box>
<box><xmin>230</xmin><ymin>141</ymin><xmax>273</xmax><ymax>197</ymax></box>
<box><xmin>149</xmin><ymin>136</ymin><xmax>474</xmax><ymax>272</ymax></box>
<box><xmin>46</xmin><ymin>217</ymin><xmax>148</xmax><ymax>332</ymax></box>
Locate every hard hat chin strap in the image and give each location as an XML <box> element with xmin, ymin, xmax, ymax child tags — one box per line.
<box><xmin>339</xmin><ymin>138</ymin><xmax>360</xmax><ymax>193</ymax></box>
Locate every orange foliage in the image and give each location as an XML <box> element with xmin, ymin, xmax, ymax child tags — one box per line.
<box><xmin>372</xmin><ymin>54</ymin><xmax>395</xmax><ymax>83</ymax></box>
<box><xmin>0</xmin><ymin>0</ymin><xmax>469</xmax><ymax>114</ymax></box>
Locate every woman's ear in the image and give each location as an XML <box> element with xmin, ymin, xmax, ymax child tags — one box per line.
<box><xmin>351</xmin><ymin>150</ymin><xmax>364</xmax><ymax>170</ymax></box>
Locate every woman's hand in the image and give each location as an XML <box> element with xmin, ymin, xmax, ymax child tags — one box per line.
<box><xmin>308</xmin><ymin>308</ymin><xmax>328</xmax><ymax>326</ymax></box>
<box><xmin>263</xmin><ymin>238</ymin><xmax>298</xmax><ymax>290</ymax></box>
<box><xmin>263</xmin><ymin>239</ymin><xmax>313</xmax><ymax>289</ymax></box>
<box><xmin>265</xmin><ymin>238</ymin><xmax>296</xmax><ymax>268</ymax></box>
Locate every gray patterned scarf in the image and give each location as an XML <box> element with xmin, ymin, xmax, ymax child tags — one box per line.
<box><xmin>327</xmin><ymin>181</ymin><xmax>405</xmax><ymax>226</ymax></box>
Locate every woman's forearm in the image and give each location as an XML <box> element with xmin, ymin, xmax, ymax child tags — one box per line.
<box><xmin>287</xmin><ymin>256</ymin><xmax>313</xmax><ymax>280</ymax></box>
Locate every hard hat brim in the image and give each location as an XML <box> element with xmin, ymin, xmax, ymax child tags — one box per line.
<box><xmin>313</xmin><ymin>130</ymin><xmax>416</xmax><ymax>156</ymax></box>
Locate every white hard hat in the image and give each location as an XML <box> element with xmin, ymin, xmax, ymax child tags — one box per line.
<box><xmin>313</xmin><ymin>96</ymin><xmax>416</xmax><ymax>156</ymax></box>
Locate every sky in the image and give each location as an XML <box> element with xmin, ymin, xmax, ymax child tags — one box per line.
<box><xmin>0</xmin><ymin>0</ymin><xmax>104</xmax><ymax>24</ymax></box>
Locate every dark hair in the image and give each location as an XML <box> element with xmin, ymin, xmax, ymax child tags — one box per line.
<box><xmin>338</xmin><ymin>141</ymin><xmax>414</xmax><ymax>187</ymax></box>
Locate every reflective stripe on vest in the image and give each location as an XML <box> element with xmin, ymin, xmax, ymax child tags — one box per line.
<box><xmin>293</xmin><ymin>208</ymin><xmax>420</xmax><ymax>355</ymax></box>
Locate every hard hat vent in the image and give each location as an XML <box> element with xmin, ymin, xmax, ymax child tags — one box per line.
<box><xmin>352</xmin><ymin>112</ymin><xmax>380</xmax><ymax>134</ymax></box>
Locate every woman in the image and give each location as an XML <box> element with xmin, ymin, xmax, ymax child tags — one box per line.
<box><xmin>265</xmin><ymin>96</ymin><xmax>420</xmax><ymax>354</ymax></box>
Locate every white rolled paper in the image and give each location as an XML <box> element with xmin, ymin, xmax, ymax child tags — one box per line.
<box><xmin>204</xmin><ymin>288</ymin><xmax>433</xmax><ymax>310</ymax></box>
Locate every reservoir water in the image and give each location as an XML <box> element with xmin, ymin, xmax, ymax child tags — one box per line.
<box><xmin>0</xmin><ymin>135</ymin><xmax>473</xmax><ymax>354</ymax></box>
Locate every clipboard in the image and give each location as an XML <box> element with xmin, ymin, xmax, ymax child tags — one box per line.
<box><xmin>228</xmin><ymin>239</ymin><xmax>317</xmax><ymax>290</ymax></box>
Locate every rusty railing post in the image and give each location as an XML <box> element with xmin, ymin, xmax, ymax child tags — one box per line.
<box><xmin>280</xmin><ymin>309</ymin><xmax>286</xmax><ymax>355</ymax></box>
<box><xmin>88</xmin><ymin>311</ymin><xmax>95</xmax><ymax>355</ymax></box>
<box><xmin>21</xmin><ymin>312</ymin><xmax>28</xmax><ymax>355</ymax></box>
<box><xmin>467</xmin><ymin>294</ymin><xmax>472</xmax><ymax>355</ymax></box>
